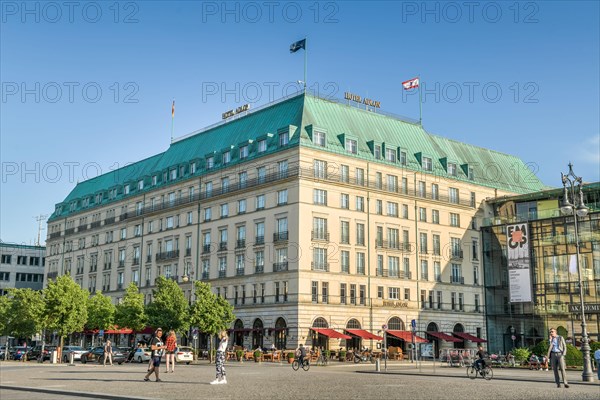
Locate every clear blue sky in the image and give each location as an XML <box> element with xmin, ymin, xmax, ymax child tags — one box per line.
<box><xmin>1</xmin><ymin>1</ymin><xmax>599</xmax><ymax>245</ymax></box>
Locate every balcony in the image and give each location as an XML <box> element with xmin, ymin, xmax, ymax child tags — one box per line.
<box><xmin>78</xmin><ymin>224</ymin><xmax>88</xmax><ymax>232</ymax></box>
<box><xmin>451</xmin><ymin>250</ymin><xmax>464</xmax><ymax>260</ymax></box>
<box><xmin>254</xmin><ymin>236</ymin><xmax>265</xmax><ymax>246</ymax></box>
<box><xmin>236</xmin><ymin>268</ymin><xmax>245</xmax><ymax>276</ymax></box>
<box><xmin>120</xmin><ymin>212</ymin><xmax>128</xmax><ymax>221</ymax></box>
<box><xmin>132</xmin><ymin>258</ymin><xmax>140</xmax><ymax>266</ymax></box>
<box><xmin>156</xmin><ymin>250</ymin><xmax>180</xmax><ymax>261</ymax></box>
<box><xmin>145</xmin><ymin>279</ymin><xmax>151</xmax><ymax>287</ymax></box>
<box><xmin>311</xmin><ymin>262</ymin><xmax>329</xmax><ymax>272</ymax></box>
<box><xmin>118</xmin><ymin>260</ymin><xmax>125</xmax><ymax>268</ymax></box>
<box><xmin>273</xmin><ymin>262</ymin><xmax>288</xmax><ymax>272</ymax></box>
<box><xmin>451</xmin><ymin>276</ymin><xmax>465</xmax><ymax>284</ymax></box>
<box><xmin>91</xmin><ymin>221</ymin><xmax>101</xmax><ymax>229</ymax></box>
<box><xmin>218</xmin><ymin>242</ymin><xmax>228</xmax><ymax>252</ymax></box>
<box><xmin>65</xmin><ymin>228</ymin><xmax>75</xmax><ymax>236</ymax></box>
<box><xmin>400</xmin><ymin>270</ymin><xmax>412</xmax><ymax>279</ymax></box>
<box><xmin>273</xmin><ymin>231</ymin><xmax>289</xmax><ymax>243</ymax></box>
<box><xmin>236</xmin><ymin>239</ymin><xmax>246</xmax><ymax>249</ymax></box>
<box><xmin>104</xmin><ymin>217</ymin><xmax>115</xmax><ymax>225</ymax></box>
<box><xmin>48</xmin><ymin>232</ymin><xmax>62</xmax><ymax>239</ymax></box>
<box><xmin>185</xmin><ymin>248</ymin><xmax>192</xmax><ymax>257</ymax></box>
<box><xmin>376</xmin><ymin>268</ymin><xmax>387</xmax><ymax>277</ymax></box>
<box><xmin>311</xmin><ymin>230</ymin><xmax>330</xmax><ymax>241</ymax></box>
<box><xmin>202</xmin><ymin>244</ymin><xmax>211</xmax><ymax>254</ymax></box>
<box><xmin>255</xmin><ymin>264</ymin><xmax>264</xmax><ymax>274</ymax></box>
<box><xmin>218</xmin><ymin>270</ymin><xmax>226</xmax><ymax>278</ymax></box>
<box><xmin>146</xmin><ymin>255</ymin><xmax>152</xmax><ymax>263</ymax></box>
<box><xmin>421</xmin><ymin>272</ymin><xmax>429</xmax><ymax>281</ymax></box>
<box><xmin>201</xmin><ymin>272</ymin><xmax>209</xmax><ymax>280</ymax></box>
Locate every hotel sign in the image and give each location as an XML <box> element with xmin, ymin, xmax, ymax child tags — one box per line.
<box><xmin>569</xmin><ymin>303</ymin><xmax>600</xmax><ymax>314</ymax></box>
<box><xmin>383</xmin><ymin>300</ymin><xmax>409</xmax><ymax>308</ymax></box>
<box><xmin>344</xmin><ymin>92</ymin><xmax>381</xmax><ymax>108</ymax></box>
<box><xmin>222</xmin><ymin>103</ymin><xmax>250</xmax><ymax>119</ymax></box>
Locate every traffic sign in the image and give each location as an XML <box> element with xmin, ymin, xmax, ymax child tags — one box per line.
<box><xmin>411</xmin><ymin>319</ymin><xmax>416</xmax><ymax>331</ymax></box>
<box><xmin>193</xmin><ymin>335</ymin><xmax>198</xmax><ymax>340</ymax></box>
<box><xmin>382</xmin><ymin>324</ymin><xmax>388</xmax><ymax>330</ymax></box>
<box><xmin>511</xmin><ymin>335</ymin><xmax>516</xmax><ymax>341</ymax></box>
<box><xmin>192</xmin><ymin>328</ymin><xmax>198</xmax><ymax>335</ymax></box>
<box><xmin>99</xmin><ymin>330</ymin><xmax>104</xmax><ymax>337</ymax></box>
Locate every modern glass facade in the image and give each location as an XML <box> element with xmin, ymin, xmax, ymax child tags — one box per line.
<box><xmin>482</xmin><ymin>183</ymin><xmax>600</xmax><ymax>353</ymax></box>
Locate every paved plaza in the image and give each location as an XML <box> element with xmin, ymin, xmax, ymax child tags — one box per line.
<box><xmin>0</xmin><ymin>360</ymin><xmax>598</xmax><ymax>400</ymax></box>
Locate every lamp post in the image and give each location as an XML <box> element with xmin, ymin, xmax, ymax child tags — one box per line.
<box><xmin>559</xmin><ymin>163</ymin><xmax>594</xmax><ymax>382</ymax></box>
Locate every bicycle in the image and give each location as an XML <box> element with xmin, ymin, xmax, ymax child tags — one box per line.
<box><xmin>467</xmin><ymin>362</ymin><xmax>493</xmax><ymax>380</ymax></box>
<box><xmin>292</xmin><ymin>357</ymin><xmax>310</xmax><ymax>371</ymax></box>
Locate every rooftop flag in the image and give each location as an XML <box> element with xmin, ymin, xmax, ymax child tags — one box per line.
<box><xmin>171</xmin><ymin>100</ymin><xmax>175</xmax><ymax>118</ymax></box>
<box><xmin>402</xmin><ymin>77</ymin><xmax>420</xmax><ymax>90</ymax></box>
<box><xmin>290</xmin><ymin>38</ymin><xmax>306</xmax><ymax>53</ymax></box>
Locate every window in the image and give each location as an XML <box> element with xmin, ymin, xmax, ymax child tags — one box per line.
<box><xmin>313</xmin><ymin>248</ymin><xmax>328</xmax><ymax>270</ymax></box>
<box><xmin>221</xmin><ymin>177</ymin><xmax>230</xmax><ymax>192</ymax></box>
<box><xmin>170</xmin><ymin>168</ymin><xmax>177</xmax><ymax>180</ymax></box>
<box><xmin>206</xmin><ymin>156</ymin><xmax>214</xmax><ymax>169</ymax></box>
<box><xmin>401</xmin><ymin>177</ymin><xmax>408</xmax><ymax>194</ymax></box>
<box><xmin>448</xmin><ymin>162</ymin><xmax>457</xmax><ymax>176</ymax></box>
<box><xmin>278</xmin><ymin>160</ymin><xmax>288</xmax><ymax>178</ymax></box>
<box><xmin>313</xmin><ymin>189</ymin><xmax>327</xmax><ymax>205</ymax></box>
<box><xmin>312</xmin><ymin>281</ymin><xmax>318</xmax><ymax>303</ymax></box>
<box><xmin>340</xmin><ymin>194</ymin><xmax>349</xmax><ymax>209</ymax></box>
<box><xmin>345</xmin><ymin>138</ymin><xmax>357</xmax><ymax>154</ymax></box>
<box><xmin>388</xmin><ymin>228</ymin><xmax>399</xmax><ymax>249</ymax></box>
<box><xmin>356</xmin><ymin>196</ymin><xmax>364</xmax><ymax>211</ymax></box>
<box><xmin>187</xmin><ymin>211</ymin><xmax>193</xmax><ymax>224</ymax></box>
<box><xmin>418</xmin><ymin>181</ymin><xmax>426</xmax><ymax>197</ymax></box>
<box><xmin>137</xmin><ymin>179</ymin><xmax>144</xmax><ymax>190</ymax></box>
<box><xmin>404</xmin><ymin>288</ymin><xmax>410</xmax><ymax>301</ymax></box>
<box><xmin>474</xmin><ymin>294</ymin><xmax>480</xmax><ymax>312</ymax></box>
<box><xmin>472</xmin><ymin>240</ymin><xmax>479</xmax><ymax>261</ymax></box>
<box><xmin>314</xmin><ymin>160</ymin><xmax>327</xmax><ymax>179</ymax></box>
<box><xmin>277</xmin><ymin>189</ymin><xmax>288</xmax><ymax>205</ymax></box>
<box><xmin>340</xmin><ymin>221</ymin><xmax>350</xmax><ymax>244</ymax></box>
<box><xmin>468</xmin><ymin>166</ymin><xmax>475</xmax><ymax>180</ymax></box>
<box><xmin>239</xmin><ymin>171</ymin><xmax>248</xmax><ymax>188</ymax></box>
<box><xmin>204</xmin><ymin>207</ymin><xmax>212</xmax><ymax>221</ymax></box>
<box><xmin>374</xmin><ymin>145</ymin><xmax>381</xmax><ymax>159</ymax></box>
<box><xmin>451</xmin><ymin>292</ymin><xmax>456</xmax><ymax>310</ymax></box>
<box><xmin>356</xmin><ymin>223</ymin><xmax>365</xmax><ymax>245</ymax></box>
<box><xmin>450</xmin><ymin>213</ymin><xmax>460</xmax><ymax>227</ymax></box>
<box><xmin>375</xmin><ymin>172</ymin><xmax>382</xmax><ymax>189</ymax></box>
<box><xmin>255</xmin><ymin>222</ymin><xmax>265</xmax><ymax>244</ymax></box>
<box><xmin>356</xmin><ymin>252</ymin><xmax>365</xmax><ymax>275</ymax></box>
<box><xmin>238</xmin><ymin>199</ymin><xmax>247</xmax><ymax>214</ymax></box>
<box><xmin>350</xmin><ymin>284</ymin><xmax>356</xmax><ymax>305</ymax></box>
<box><xmin>433</xmin><ymin>234</ymin><xmax>441</xmax><ymax>256</ymax></box>
<box><xmin>458</xmin><ymin>293</ymin><xmax>464</xmax><ymax>311</ymax></box>
<box><xmin>120</xmin><ymin>228</ymin><xmax>127</xmax><ymax>240</ymax></box>
<box><xmin>388</xmin><ymin>256</ymin><xmax>399</xmax><ymax>277</ymax></box>
<box><xmin>422</xmin><ymin>156</ymin><xmax>432</xmax><ymax>171</ymax></box>
<box><xmin>473</xmin><ymin>266</ymin><xmax>480</xmax><ymax>285</ymax></box>
<box><xmin>220</xmin><ymin>204</ymin><xmax>229</xmax><ymax>218</ymax></box>
<box><xmin>402</xmin><ymin>204</ymin><xmax>409</xmax><ymax>219</ymax></box>
<box><xmin>432</xmin><ymin>209</ymin><xmax>440</xmax><ymax>224</ymax></box>
<box><xmin>451</xmin><ymin>263</ymin><xmax>462</xmax><ymax>283</ymax></box>
<box><xmin>449</xmin><ymin>187</ymin><xmax>459</xmax><ymax>204</ymax></box>
<box><xmin>420</xmin><ymin>233</ymin><xmax>428</xmax><ymax>253</ymax></box>
<box><xmin>205</xmin><ymin>181</ymin><xmax>213</xmax><ymax>197</ymax></box>
<box><xmin>399</xmin><ymin>150</ymin><xmax>407</xmax><ymax>165</ymax></box>
<box><xmin>356</xmin><ymin>168</ymin><xmax>365</xmax><ymax>185</ymax></box>
<box><xmin>239</xmin><ymin>145</ymin><xmax>248</xmax><ymax>159</ymax></box>
<box><xmin>387</xmin><ymin>202</ymin><xmax>398</xmax><ymax>217</ymax></box>
<box><xmin>257</xmin><ymin>139</ymin><xmax>267</xmax><ymax>153</ymax></box>
<box><xmin>470</xmin><ymin>192</ymin><xmax>476</xmax><ymax>208</ymax></box>
<box><xmin>387</xmin><ymin>175</ymin><xmax>398</xmax><ymax>192</ymax></box>
<box><xmin>341</xmin><ymin>251</ymin><xmax>350</xmax><ymax>273</ymax></box>
<box><xmin>313</xmin><ymin>130</ymin><xmax>326</xmax><ymax>146</ymax></box>
<box><xmin>340</xmin><ymin>165</ymin><xmax>349</xmax><ymax>183</ymax></box>
<box><xmin>420</xmin><ymin>260</ymin><xmax>428</xmax><ymax>280</ymax></box>
<box><xmin>434</xmin><ymin>261</ymin><xmax>441</xmax><ymax>282</ymax></box>
<box><xmin>340</xmin><ymin>283</ymin><xmax>347</xmax><ymax>304</ymax></box>
<box><xmin>419</xmin><ymin>207</ymin><xmax>427</xmax><ymax>222</ymax></box>
<box><xmin>388</xmin><ymin>287</ymin><xmax>400</xmax><ymax>300</ymax></box>
<box><xmin>312</xmin><ymin>218</ymin><xmax>328</xmax><ymax>240</ymax></box>
<box><xmin>386</xmin><ymin>148</ymin><xmax>396</xmax><ymax>162</ymax></box>
<box><xmin>152</xmin><ymin>175</ymin><xmax>158</xmax><ymax>185</ymax></box>
<box><xmin>190</xmin><ymin>162</ymin><xmax>196</xmax><ymax>174</ymax></box>
<box><xmin>377</xmin><ymin>286</ymin><xmax>384</xmax><ymax>299</ymax></box>
<box><xmin>256</xmin><ymin>194</ymin><xmax>265</xmax><ymax>210</ymax></box>
<box><xmin>222</xmin><ymin>150</ymin><xmax>231</xmax><ymax>164</ymax></box>
<box><xmin>257</xmin><ymin>166</ymin><xmax>266</xmax><ymax>184</ymax></box>
<box><xmin>279</xmin><ymin>132</ymin><xmax>289</xmax><ymax>146</ymax></box>
<box><xmin>451</xmin><ymin>238</ymin><xmax>462</xmax><ymax>258</ymax></box>
<box><xmin>376</xmin><ymin>200</ymin><xmax>383</xmax><ymax>215</ymax></box>
<box><xmin>124</xmin><ymin>184</ymin><xmax>130</xmax><ymax>195</ymax></box>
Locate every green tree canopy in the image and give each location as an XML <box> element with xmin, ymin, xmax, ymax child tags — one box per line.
<box><xmin>44</xmin><ymin>275</ymin><xmax>89</xmax><ymax>349</ymax></box>
<box><xmin>146</xmin><ymin>276</ymin><xmax>189</xmax><ymax>333</ymax></box>
<box><xmin>189</xmin><ymin>281</ymin><xmax>235</xmax><ymax>336</ymax></box>
<box><xmin>6</xmin><ymin>288</ymin><xmax>45</xmax><ymax>339</ymax></box>
<box><xmin>114</xmin><ymin>283</ymin><xmax>146</xmax><ymax>332</ymax></box>
<box><xmin>86</xmin><ymin>291</ymin><xmax>115</xmax><ymax>331</ymax></box>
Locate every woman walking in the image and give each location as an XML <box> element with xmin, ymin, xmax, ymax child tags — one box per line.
<box><xmin>210</xmin><ymin>330</ymin><xmax>228</xmax><ymax>385</ymax></box>
<box><xmin>144</xmin><ymin>328</ymin><xmax>166</xmax><ymax>382</ymax></box>
<box><xmin>165</xmin><ymin>330</ymin><xmax>177</xmax><ymax>373</ymax></box>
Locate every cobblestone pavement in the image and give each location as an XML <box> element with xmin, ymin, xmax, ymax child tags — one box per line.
<box><xmin>0</xmin><ymin>360</ymin><xmax>598</xmax><ymax>400</ymax></box>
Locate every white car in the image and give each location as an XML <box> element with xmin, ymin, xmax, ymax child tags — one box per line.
<box><xmin>175</xmin><ymin>346</ymin><xmax>193</xmax><ymax>364</ymax></box>
<box><xmin>62</xmin><ymin>346</ymin><xmax>86</xmax><ymax>362</ymax></box>
<box><xmin>133</xmin><ymin>347</ymin><xmax>152</xmax><ymax>363</ymax></box>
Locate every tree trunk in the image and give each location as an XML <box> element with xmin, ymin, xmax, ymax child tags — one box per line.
<box><xmin>59</xmin><ymin>336</ymin><xmax>64</xmax><ymax>363</ymax></box>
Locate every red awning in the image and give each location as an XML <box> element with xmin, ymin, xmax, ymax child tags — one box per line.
<box><xmin>386</xmin><ymin>330</ymin><xmax>428</xmax><ymax>343</ymax></box>
<box><xmin>346</xmin><ymin>329</ymin><xmax>383</xmax><ymax>341</ymax></box>
<box><xmin>426</xmin><ymin>331</ymin><xmax>462</xmax><ymax>343</ymax></box>
<box><xmin>311</xmin><ymin>328</ymin><xmax>352</xmax><ymax>340</ymax></box>
<box><xmin>453</xmin><ymin>332</ymin><xmax>487</xmax><ymax>343</ymax></box>
<box><xmin>84</xmin><ymin>326</ymin><xmax>133</xmax><ymax>335</ymax></box>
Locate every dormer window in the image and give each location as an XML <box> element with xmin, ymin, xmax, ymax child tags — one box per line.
<box><xmin>206</xmin><ymin>156</ymin><xmax>214</xmax><ymax>169</ymax></box>
<box><xmin>345</xmin><ymin>138</ymin><xmax>357</xmax><ymax>154</ymax></box>
<box><xmin>448</xmin><ymin>162</ymin><xmax>457</xmax><ymax>176</ymax></box>
<box><xmin>258</xmin><ymin>139</ymin><xmax>267</xmax><ymax>153</ymax></box>
<box><xmin>137</xmin><ymin>180</ymin><xmax>144</xmax><ymax>190</ymax></box>
<box><xmin>399</xmin><ymin>151</ymin><xmax>407</xmax><ymax>166</ymax></box>
<box><xmin>374</xmin><ymin>145</ymin><xmax>381</xmax><ymax>159</ymax></box>
<box><xmin>279</xmin><ymin>132</ymin><xmax>289</xmax><ymax>146</ymax></box>
<box><xmin>222</xmin><ymin>151</ymin><xmax>231</xmax><ymax>165</ymax></box>
<box><xmin>190</xmin><ymin>162</ymin><xmax>196</xmax><ymax>174</ymax></box>
<box><xmin>386</xmin><ymin>148</ymin><xmax>396</xmax><ymax>162</ymax></box>
<box><xmin>468</xmin><ymin>166</ymin><xmax>475</xmax><ymax>181</ymax></box>
<box><xmin>152</xmin><ymin>175</ymin><xmax>158</xmax><ymax>185</ymax></box>
<box><xmin>422</xmin><ymin>157</ymin><xmax>432</xmax><ymax>171</ymax></box>
<box><xmin>239</xmin><ymin>145</ymin><xmax>248</xmax><ymax>159</ymax></box>
<box><xmin>313</xmin><ymin>131</ymin><xmax>326</xmax><ymax>147</ymax></box>
<box><xmin>169</xmin><ymin>169</ymin><xmax>177</xmax><ymax>180</ymax></box>
<box><xmin>124</xmin><ymin>184</ymin><xmax>130</xmax><ymax>195</ymax></box>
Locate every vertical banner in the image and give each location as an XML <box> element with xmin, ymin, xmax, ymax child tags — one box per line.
<box><xmin>506</xmin><ymin>224</ymin><xmax>533</xmax><ymax>302</ymax></box>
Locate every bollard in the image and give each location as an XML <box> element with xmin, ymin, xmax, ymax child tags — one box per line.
<box><xmin>69</xmin><ymin>352</ymin><xmax>75</xmax><ymax>366</ymax></box>
<box><xmin>375</xmin><ymin>358</ymin><xmax>381</xmax><ymax>372</ymax></box>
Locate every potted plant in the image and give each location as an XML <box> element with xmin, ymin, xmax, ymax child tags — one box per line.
<box><xmin>287</xmin><ymin>352</ymin><xmax>295</xmax><ymax>364</ymax></box>
<box><xmin>236</xmin><ymin>349</ymin><xmax>244</xmax><ymax>362</ymax></box>
<box><xmin>254</xmin><ymin>350</ymin><xmax>262</xmax><ymax>362</ymax></box>
<box><xmin>339</xmin><ymin>350</ymin><xmax>347</xmax><ymax>362</ymax></box>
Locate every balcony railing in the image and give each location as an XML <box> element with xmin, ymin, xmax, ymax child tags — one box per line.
<box><xmin>104</xmin><ymin>216</ymin><xmax>116</xmax><ymax>225</ymax></box>
<box><xmin>91</xmin><ymin>221</ymin><xmax>101</xmax><ymax>229</ymax></box>
<box><xmin>311</xmin><ymin>230</ymin><xmax>330</xmax><ymax>241</ymax></box>
<box><xmin>255</xmin><ymin>264</ymin><xmax>264</xmax><ymax>274</ymax></box>
<box><xmin>201</xmin><ymin>272</ymin><xmax>209</xmax><ymax>280</ymax></box>
<box><xmin>451</xmin><ymin>250</ymin><xmax>464</xmax><ymax>260</ymax></box>
<box><xmin>254</xmin><ymin>236</ymin><xmax>265</xmax><ymax>246</ymax></box>
<box><xmin>146</xmin><ymin>255</ymin><xmax>152</xmax><ymax>263</ymax></box>
<box><xmin>118</xmin><ymin>260</ymin><xmax>125</xmax><ymax>268</ymax></box>
<box><xmin>156</xmin><ymin>250</ymin><xmax>180</xmax><ymax>261</ymax></box>
<box><xmin>48</xmin><ymin>232</ymin><xmax>62</xmax><ymax>239</ymax></box>
<box><xmin>451</xmin><ymin>276</ymin><xmax>465</xmax><ymax>284</ymax></box>
<box><xmin>218</xmin><ymin>242</ymin><xmax>228</xmax><ymax>251</ymax></box>
<box><xmin>132</xmin><ymin>258</ymin><xmax>140</xmax><ymax>266</ymax></box>
<box><xmin>218</xmin><ymin>270</ymin><xmax>226</xmax><ymax>278</ymax></box>
<box><xmin>236</xmin><ymin>239</ymin><xmax>246</xmax><ymax>249</ymax></box>
<box><xmin>236</xmin><ymin>268</ymin><xmax>245</xmax><ymax>276</ymax></box>
<box><xmin>273</xmin><ymin>231</ymin><xmax>288</xmax><ymax>242</ymax></box>
<box><xmin>311</xmin><ymin>262</ymin><xmax>329</xmax><ymax>272</ymax></box>
<box><xmin>202</xmin><ymin>244</ymin><xmax>211</xmax><ymax>254</ymax></box>
<box><xmin>400</xmin><ymin>270</ymin><xmax>412</xmax><ymax>279</ymax></box>
<box><xmin>273</xmin><ymin>262</ymin><xmax>288</xmax><ymax>272</ymax></box>
<box><xmin>185</xmin><ymin>248</ymin><xmax>192</xmax><ymax>257</ymax></box>
<box><xmin>376</xmin><ymin>268</ymin><xmax>387</xmax><ymax>277</ymax></box>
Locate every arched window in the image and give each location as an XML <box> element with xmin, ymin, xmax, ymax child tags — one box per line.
<box><xmin>252</xmin><ymin>318</ymin><xmax>264</xmax><ymax>349</ymax></box>
<box><xmin>388</xmin><ymin>317</ymin><xmax>404</xmax><ymax>330</ymax></box>
<box><xmin>312</xmin><ymin>317</ymin><xmax>328</xmax><ymax>328</ymax></box>
<box><xmin>426</xmin><ymin>322</ymin><xmax>438</xmax><ymax>332</ymax></box>
<box><xmin>346</xmin><ymin>319</ymin><xmax>361</xmax><ymax>329</ymax></box>
<box><xmin>346</xmin><ymin>319</ymin><xmax>361</xmax><ymax>350</ymax></box>
<box><xmin>453</xmin><ymin>323</ymin><xmax>464</xmax><ymax>333</ymax></box>
<box><xmin>274</xmin><ymin>317</ymin><xmax>287</xmax><ymax>349</ymax></box>
<box><xmin>233</xmin><ymin>319</ymin><xmax>244</xmax><ymax>346</ymax></box>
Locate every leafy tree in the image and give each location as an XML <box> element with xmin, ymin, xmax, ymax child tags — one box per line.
<box><xmin>188</xmin><ymin>281</ymin><xmax>235</xmax><ymax>362</ymax></box>
<box><xmin>114</xmin><ymin>283</ymin><xmax>146</xmax><ymax>333</ymax></box>
<box><xmin>87</xmin><ymin>291</ymin><xmax>116</xmax><ymax>346</ymax></box>
<box><xmin>44</xmin><ymin>275</ymin><xmax>89</xmax><ymax>358</ymax></box>
<box><xmin>0</xmin><ymin>295</ymin><xmax>12</xmax><ymax>360</ymax></box>
<box><xmin>6</xmin><ymin>288</ymin><xmax>45</xmax><ymax>339</ymax></box>
<box><xmin>146</xmin><ymin>276</ymin><xmax>189</xmax><ymax>333</ymax></box>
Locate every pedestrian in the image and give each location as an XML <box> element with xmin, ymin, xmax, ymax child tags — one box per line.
<box><xmin>165</xmin><ymin>330</ymin><xmax>177</xmax><ymax>373</ymax></box>
<box><xmin>144</xmin><ymin>328</ymin><xmax>166</xmax><ymax>382</ymax></box>
<box><xmin>103</xmin><ymin>340</ymin><xmax>113</xmax><ymax>366</ymax></box>
<box><xmin>210</xmin><ymin>330</ymin><xmax>228</xmax><ymax>385</ymax></box>
<box><xmin>546</xmin><ymin>328</ymin><xmax>569</xmax><ymax>388</ymax></box>
<box><xmin>21</xmin><ymin>341</ymin><xmax>27</xmax><ymax>362</ymax></box>
<box><xmin>594</xmin><ymin>347</ymin><xmax>600</xmax><ymax>380</ymax></box>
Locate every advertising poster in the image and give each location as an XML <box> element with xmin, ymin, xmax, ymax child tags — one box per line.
<box><xmin>507</xmin><ymin>224</ymin><xmax>532</xmax><ymax>302</ymax></box>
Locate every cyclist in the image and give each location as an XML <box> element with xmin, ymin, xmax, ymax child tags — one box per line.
<box><xmin>474</xmin><ymin>345</ymin><xmax>487</xmax><ymax>372</ymax></box>
<box><xmin>296</xmin><ymin>344</ymin><xmax>307</xmax><ymax>366</ymax></box>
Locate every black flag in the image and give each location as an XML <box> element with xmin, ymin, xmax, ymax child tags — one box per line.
<box><xmin>290</xmin><ymin>39</ymin><xmax>306</xmax><ymax>53</ymax></box>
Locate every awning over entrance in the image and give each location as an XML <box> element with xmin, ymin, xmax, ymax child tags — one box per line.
<box><xmin>386</xmin><ymin>330</ymin><xmax>428</xmax><ymax>343</ymax></box>
<box><xmin>453</xmin><ymin>332</ymin><xmax>487</xmax><ymax>343</ymax></box>
<box><xmin>311</xmin><ymin>328</ymin><xmax>352</xmax><ymax>339</ymax></box>
<box><xmin>346</xmin><ymin>329</ymin><xmax>383</xmax><ymax>341</ymax></box>
<box><xmin>85</xmin><ymin>326</ymin><xmax>133</xmax><ymax>335</ymax></box>
<box><xmin>426</xmin><ymin>331</ymin><xmax>462</xmax><ymax>343</ymax></box>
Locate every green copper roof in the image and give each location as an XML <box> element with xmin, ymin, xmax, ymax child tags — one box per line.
<box><xmin>50</xmin><ymin>92</ymin><xmax>546</xmax><ymax>221</ymax></box>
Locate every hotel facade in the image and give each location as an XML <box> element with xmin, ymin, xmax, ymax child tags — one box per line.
<box><xmin>46</xmin><ymin>92</ymin><xmax>547</xmax><ymax>353</ymax></box>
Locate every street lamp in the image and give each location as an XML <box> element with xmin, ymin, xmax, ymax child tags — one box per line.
<box><xmin>559</xmin><ymin>163</ymin><xmax>594</xmax><ymax>382</ymax></box>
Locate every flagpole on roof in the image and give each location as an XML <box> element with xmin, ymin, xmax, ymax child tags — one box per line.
<box><xmin>304</xmin><ymin>38</ymin><xmax>307</xmax><ymax>90</ymax></box>
<box><xmin>170</xmin><ymin>99</ymin><xmax>175</xmax><ymax>143</ymax></box>
<box><xmin>418</xmin><ymin>76</ymin><xmax>423</xmax><ymax>126</ymax></box>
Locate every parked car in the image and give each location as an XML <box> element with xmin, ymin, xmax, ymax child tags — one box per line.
<box><xmin>80</xmin><ymin>346</ymin><xmax>126</xmax><ymax>364</ymax></box>
<box><xmin>0</xmin><ymin>346</ymin><xmax>14</xmax><ymax>360</ymax></box>
<box><xmin>29</xmin><ymin>345</ymin><xmax>57</xmax><ymax>362</ymax></box>
<box><xmin>12</xmin><ymin>346</ymin><xmax>30</xmax><ymax>361</ymax></box>
<box><xmin>133</xmin><ymin>347</ymin><xmax>152</xmax><ymax>363</ymax></box>
<box><xmin>62</xmin><ymin>346</ymin><xmax>86</xmax><ymax>362</ymax></box>
<box><xmin>175</xmin><ymin>346</ymin><xmax>193</xmax><ymax>364</ymax></box>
